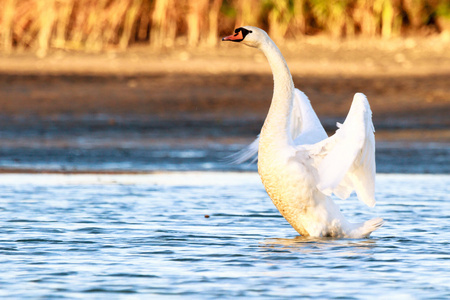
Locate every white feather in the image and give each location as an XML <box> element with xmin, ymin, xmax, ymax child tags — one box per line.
<box><xmin>226</xmin><ymin>135</ymin><xmax>259</xmax><ymax>164</ymax></box>
<box><xmin>310</xmin><ymin>93</ymin><xmax>376</xmax><ymax>207</ymax></box>
<box><xmin>291</xmin><ymin>89</ymin><xmax>328</xmax><ymax>145</ymax></box>
<box><xmin>224</xmin><ymin>26</ymin><xmax>382</xmax><ymax>238</ymax></box>
<box><xmin>229</xmin><ymin>88</ymin><xmax>328</xmax><ymax>164</ymax></box>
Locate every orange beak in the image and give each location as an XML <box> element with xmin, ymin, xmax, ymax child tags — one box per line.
<box><xmin>222</xmin><ymin>31</ymin><xmax>244</xmax><ymax>42</ymax></box>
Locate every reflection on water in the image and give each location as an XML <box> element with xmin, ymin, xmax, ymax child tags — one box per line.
<box><xmin>263</xmin><ymin>236</ymin><xmax>378</xmax><ymax>255</ymax></box>
<box><xmin>0</xmin><ymin>173</ymin><xmax>448</xmax><ymax>298</ymax></box>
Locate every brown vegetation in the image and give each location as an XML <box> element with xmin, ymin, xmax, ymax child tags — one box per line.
<box><xmin>1</xmin><ymin>0</ymin><xmax>450</xmax><ymax>55</ymax></box>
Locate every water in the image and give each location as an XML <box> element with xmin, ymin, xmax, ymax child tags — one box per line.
<box><xmin>0</xmin><ymin>172</ymin><xmax>448</xmax><ymax>299</ymax></box>
<box><xmin>0</xmin><ymin>116</ymin><xmax>448</xmax><ymax>173</ymax></box>
<box><xmin>0</xmin><ymin>114</ymin><xmax>448</xmax><ymax>298</ymax></box>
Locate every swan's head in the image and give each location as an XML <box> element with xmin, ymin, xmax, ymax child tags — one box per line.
<box><xmin>222</xmin><ymin>26</ymin><xmax>269</xmax><ymax>48</ymax></box>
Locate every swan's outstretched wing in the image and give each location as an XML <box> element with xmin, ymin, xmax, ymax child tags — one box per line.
<box><xmin>307</xmin><ymin>93</ymin><xmax>376</xmax><ymax>207</ymax></box>
<box><xmin>228</xmin><ymin>89</ymin><xmax>327</xmax><ymax>164</ymax></box>
<box><xmin>291</xmin><ymin>89</ymin><xmax>328</xmax><ymax>145</ymax></box>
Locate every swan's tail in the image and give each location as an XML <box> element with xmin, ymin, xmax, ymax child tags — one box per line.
<box><xmin>358</xmin><ymin>217</ymin><xmax>384</xmax><ymax>237</ymax></box>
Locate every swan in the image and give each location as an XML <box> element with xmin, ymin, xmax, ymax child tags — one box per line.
<box><xmin>222</xmin><ymin>26</ymin><xmax>383</xmax><ymax>238</ymax></box>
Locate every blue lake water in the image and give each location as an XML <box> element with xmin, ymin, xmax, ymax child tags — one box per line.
<box><xmin>0</xmin><ymin>116</ymin><xmax>448</xmax><ymax>174</ymax></box>
<box><xmin>0</xmin><ymin>172</ymin><xmax>448</xmax><ymax>299</ymax></box>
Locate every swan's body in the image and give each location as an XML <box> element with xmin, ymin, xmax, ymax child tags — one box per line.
<box><xmin>223</xmin><ymin>26</ymin><xmax>383</xmax><ymax>238</ymax></box>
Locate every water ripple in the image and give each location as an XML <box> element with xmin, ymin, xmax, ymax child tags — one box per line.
<box><xmin>0</xmin><ymin>173</ymin><xmax>448</xmax><ymax>298</ymax></box>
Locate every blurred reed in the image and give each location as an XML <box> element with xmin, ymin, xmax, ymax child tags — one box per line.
<box><xmin>0</xmin><ymin>0</ymin><xmax>449</xmax><ymax>55</ymax></box>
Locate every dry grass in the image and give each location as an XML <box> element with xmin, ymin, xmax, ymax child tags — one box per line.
<box><xmin>0</xmin><ymin>0</ymin><xmax>449</xmax><ymax>55</ymax></box>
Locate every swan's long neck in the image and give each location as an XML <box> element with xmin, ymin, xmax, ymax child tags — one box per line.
<box><xmin>259</xmin><ymin>38</ymin><xmax>294</xmax><ymax>146</ymax></box>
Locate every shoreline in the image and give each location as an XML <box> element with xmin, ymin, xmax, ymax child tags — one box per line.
<box><xmin>1</xmin><ymin>35</ymin><xmax>449</xmax><ymax>77</ymax></box>
<box><xmin>0</xmin><ymin>39</ymin><xmax>447</xmax><ymax>175</ymax></box>
<box><xmin>0</xmin><ymin>72</ymin><xmax>447</xmax><ymax>131</ymax></box>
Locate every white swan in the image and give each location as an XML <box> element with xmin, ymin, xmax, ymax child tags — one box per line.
<box><xmin>222</xmin><ymin>26</ymin><xmax>383</xmax><ymax>238</ymax></box>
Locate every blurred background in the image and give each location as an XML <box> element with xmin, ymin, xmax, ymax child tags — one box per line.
<box><xmin>1</xmin><ymin>0</ymin><xmax>450</xmax><ymax>52</ymax></box>
<box><xmin>0</xmin><ymin>0</ymin><xmax>448</xmax><ymax>173</ymax></box>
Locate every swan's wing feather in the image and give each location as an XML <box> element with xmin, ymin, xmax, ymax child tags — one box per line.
<box><xmin>309</xmin><ymin>93</ymin><xmax>376</xmax><ymax>207</ymax></box>
<box><xmin>291</xmin><ymin>89</ymin><xmax>328</xmax><ymax>145</ymax></box>
<box><xmin>228</xmin><ymin>89</ymin><xmax>326</xmax><ymax>164</ymax></box>
<box><xmin>226</xmin><ymin>135</ymin><xmax>259</xmax><ymax>164</ymax></box>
